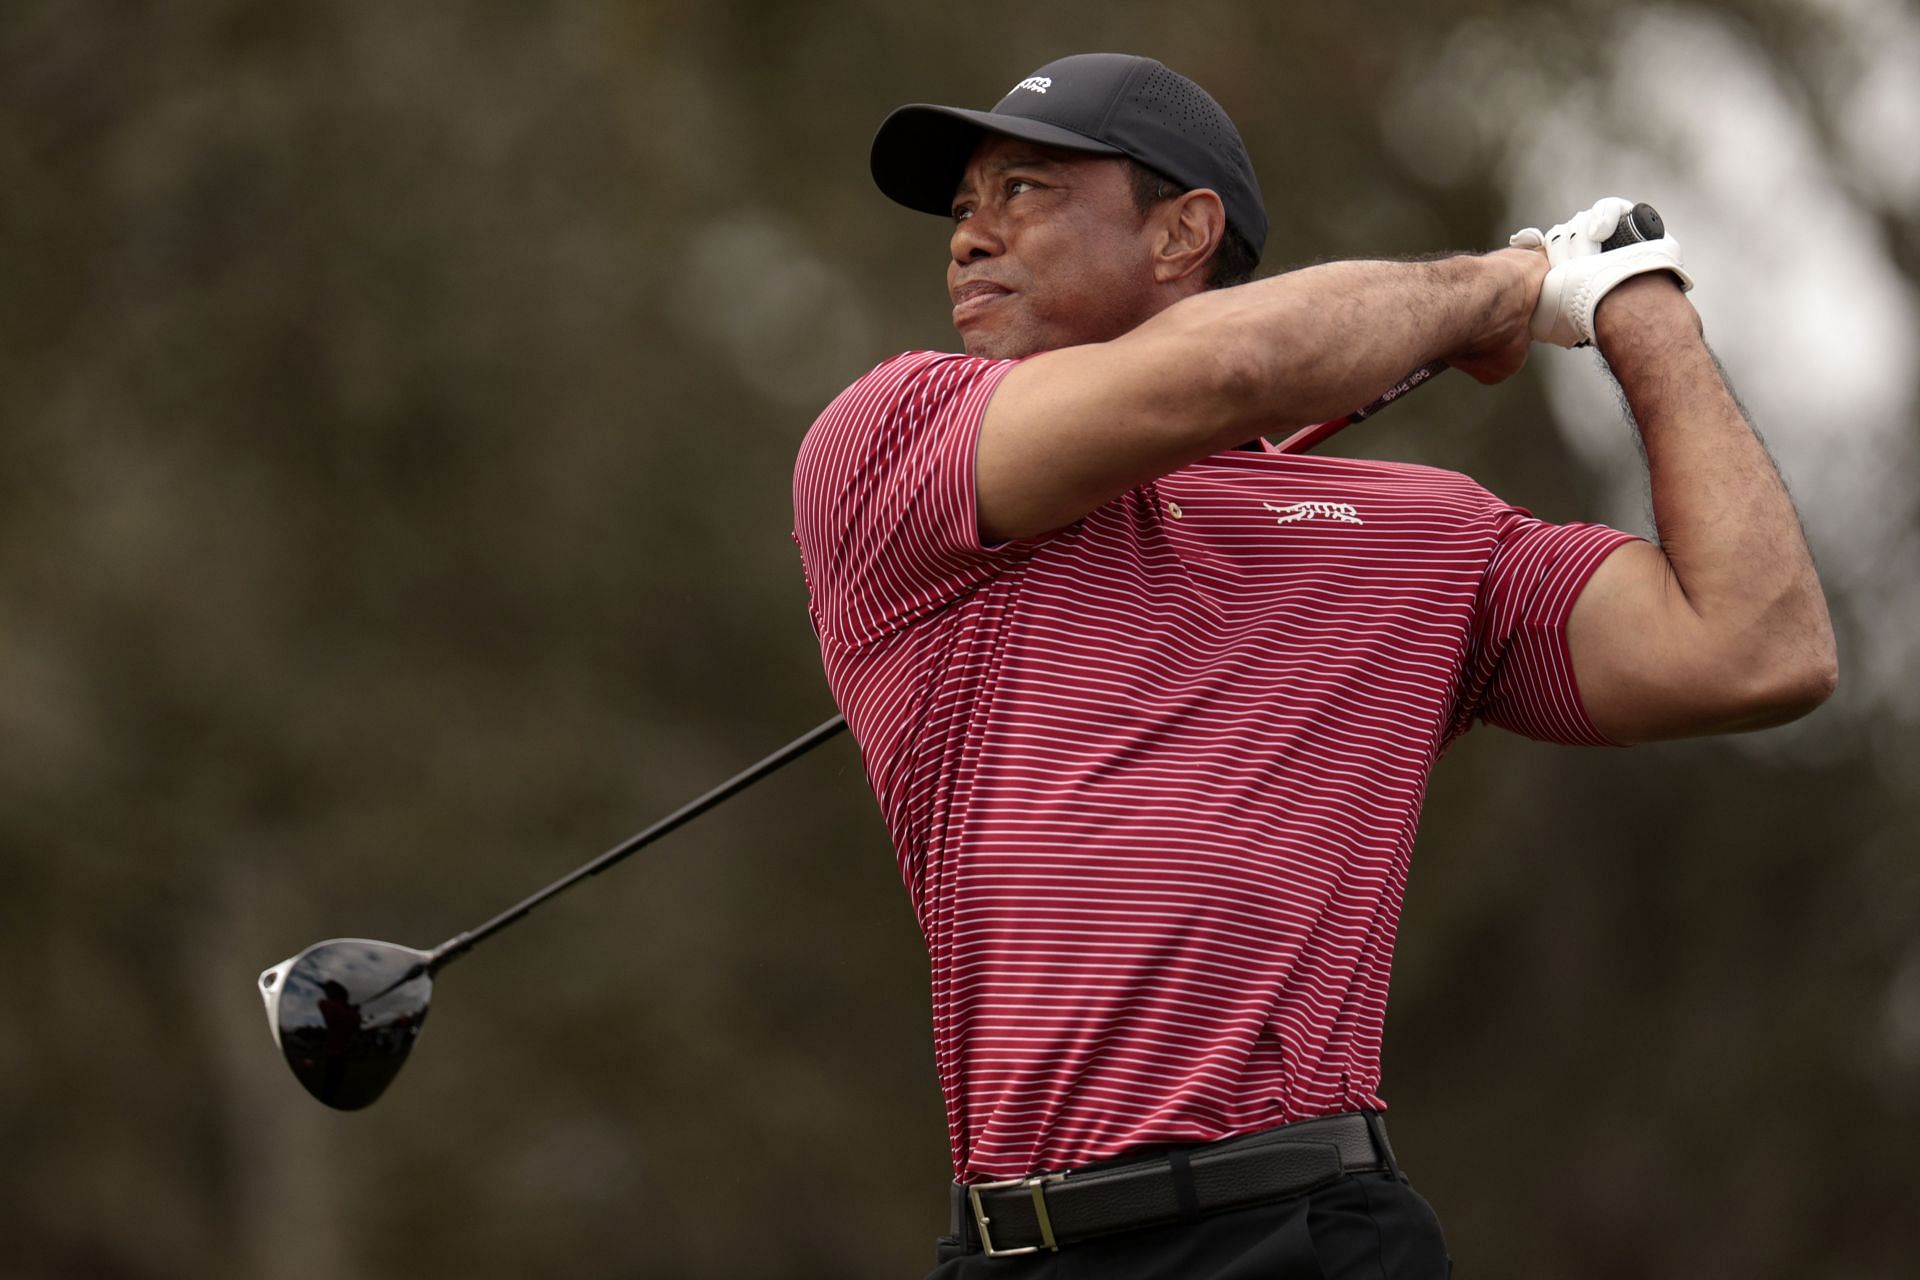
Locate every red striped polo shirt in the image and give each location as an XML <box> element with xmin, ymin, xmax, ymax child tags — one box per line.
<box><xmin>791</xmin><ymin>350</ymin><xmax>1637</xmax><ymax>1182</ymax></box>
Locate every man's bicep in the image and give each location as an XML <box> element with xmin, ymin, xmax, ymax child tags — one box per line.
<box><xmin>1567</xmin><ymin>539</ymin><xmax>1759</xmax><ymax>743</ymax></box>
<box><xmin>974</xmin><ymin>322</ymin><xmax>1254</xmax><ymax>542</ymax></box>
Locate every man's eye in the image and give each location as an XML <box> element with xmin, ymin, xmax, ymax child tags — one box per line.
<box><xmin>1007</xmin><ymin>179</ymin><xmax>1034</xmax><ymax>196</ymax></box>
<box><xmin>952</xmin><ymin>205</ymin><xmax>972</xmax><ymax>222</ymax></box>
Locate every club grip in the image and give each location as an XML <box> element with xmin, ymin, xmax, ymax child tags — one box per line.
<box><xmin>1600</xmin><ymin>202</ymin><xmax>1664</xmax><ymax>251</ymax></box>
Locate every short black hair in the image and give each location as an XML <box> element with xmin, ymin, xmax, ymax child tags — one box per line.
<box><xmin>1124</xmin><ymin>159</ymin><xmax>1259</xmax><ymax>290</ymax></box>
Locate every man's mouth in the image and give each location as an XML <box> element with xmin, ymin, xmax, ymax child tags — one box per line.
<box><xmin>951</xmin><ymin>280</ymin><xmax>1011</xmax><ymax>324</ymax></box>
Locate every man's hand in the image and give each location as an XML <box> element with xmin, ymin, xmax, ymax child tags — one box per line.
<box><xmin>1447</xmin><ymin>247</ymin><xmax>1550</xmax><ymax>385</ymax></box>
<box><xmin>1511</xmin><ymin>197</ymin><xmax>1694</xmax><ymax>348</ymax></box>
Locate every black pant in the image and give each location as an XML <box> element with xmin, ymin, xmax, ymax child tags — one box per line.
<box><xmin>928</xmin><ymin>1171</ymin><xmax>1451</xmax><ymax>1279</ymax></box>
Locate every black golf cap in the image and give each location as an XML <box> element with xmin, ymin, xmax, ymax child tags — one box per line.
<box><xmin>870</xmin><ymin>53</ymin><xmax>1267</xmax><ymax>260</ymax></box>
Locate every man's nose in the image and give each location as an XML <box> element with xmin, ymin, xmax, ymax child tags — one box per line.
<box><xmin>950</xmin><ymin>209</ymin><xmax>1003</xmax><ymax>264</ymax></box>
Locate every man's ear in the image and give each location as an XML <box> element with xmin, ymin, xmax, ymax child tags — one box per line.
<box><xmin>1152</xmin><ymin>188</ymin><xmax>1227</xmax><ymax>286</ymax></box>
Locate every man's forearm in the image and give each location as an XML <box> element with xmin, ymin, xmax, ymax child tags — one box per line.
<box><xmin>1593</xmin><ymin>277</ymin><xmax>1837</xmax><ymax>713</ymax></box>
<box><xmin>1158</xmin><ymin>250</ymin><xmax>1539</xmax><ymax>434</ymax></box>
<box><xmin>976</xmin><ymin>249</ymin><xmax>1542</xmax><ymax>541</ymax></box>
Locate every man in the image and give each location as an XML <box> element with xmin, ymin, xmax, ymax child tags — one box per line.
<box><xmin>791</xmin><ymin>53</ymin><xmax>1835</xmax><ymax>1277</ymax></box>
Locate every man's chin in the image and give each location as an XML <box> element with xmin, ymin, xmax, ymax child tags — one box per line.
<box><xmin>960</xmin><ymin>326</ymin><xmax>1048</xmax><ymax>361</ymax></box>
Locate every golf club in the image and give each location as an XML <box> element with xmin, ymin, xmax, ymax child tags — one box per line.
<box><xmin>258</xmin><ymin>712</ymin><xmax>848</xmax><ymax>1109</ymax></box>
<box><xmin>258</xmin><ymin>204</ymin><xmax>1669</xmax><ymax>1113</ymax></box>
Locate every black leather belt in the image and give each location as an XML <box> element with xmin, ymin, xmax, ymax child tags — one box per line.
<box><xmin>949</xmin><ymin>1112</ymin><xmax>1395</xmax><ymax>1257</ymax></box>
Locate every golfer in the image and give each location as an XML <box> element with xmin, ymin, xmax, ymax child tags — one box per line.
<box><xmin>792</xmin><ymin>53</ymin><xmax>1834</xmax><ymax>1277</ymax></box>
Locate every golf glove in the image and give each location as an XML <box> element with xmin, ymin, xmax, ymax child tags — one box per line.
<box><xmin>1510</xmin><ymin>196</ymin><xmax>1693</xmax><ymax>348</ymax></box>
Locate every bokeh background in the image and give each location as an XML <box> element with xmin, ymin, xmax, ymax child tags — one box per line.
<box><xmin>3</xmin><ymin>1</ymin><xmax>1916</xmax><ymax>1276</ymax></box>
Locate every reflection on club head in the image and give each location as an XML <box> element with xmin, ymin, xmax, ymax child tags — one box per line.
<box><xmin>258</xmin><ymin>938</ymin><xmax>434</xmax><ymax>1110</ymax></box>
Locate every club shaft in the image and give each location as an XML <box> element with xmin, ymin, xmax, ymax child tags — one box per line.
<box><xmin>1273</xmin><ymin>358</ymin><xmax>1446</xmax><ymax>455</ymax></box>
<box><xmin>418</xmin><ymin>208</ymin><xmax>1667</xmax><ymax>968</ymax></box>
<box><xmin>427</xmin><ymin>713</ymin><xmax>849</xmax><ymax>971</ymax></box>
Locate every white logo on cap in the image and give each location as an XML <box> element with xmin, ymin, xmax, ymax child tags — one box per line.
<box><xmin>1013</xmin><ymin>76</ymin><xmax>1052</xmax><ymax>95</ymax></box>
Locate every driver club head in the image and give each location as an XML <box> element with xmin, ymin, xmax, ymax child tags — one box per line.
<box><xmin>258</xmin><ymin>938</ymin><xmax>434</xmax><ymax>1110</ymax></box>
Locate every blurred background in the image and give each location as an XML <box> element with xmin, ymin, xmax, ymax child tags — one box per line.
<box><xmin>2</xmin><ymin>1</ymin><xmax>1915</xmax><ymax>1276</ymax></box>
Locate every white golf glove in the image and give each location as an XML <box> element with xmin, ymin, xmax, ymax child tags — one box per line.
<box><xmin>1509</xmin><ymin>196</ymin><xmax>1693</xmax><ymax>348</ymax></box>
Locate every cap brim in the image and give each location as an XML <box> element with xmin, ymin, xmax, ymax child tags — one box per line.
<box><xmin>870</xmin><ymin>104</ymin><xmax>1125</xmax><ymax>218</ymax></box>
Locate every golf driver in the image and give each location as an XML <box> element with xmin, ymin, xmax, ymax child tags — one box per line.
<box><xmin>258</xmin><ymin>713</ymin><xmax>848</xmax><ymax>1109</ymax></box>
<box><xmin>259</xmin><ymin>203</ymin><xmax>1670</xmax><ymax>1112</ymax></box>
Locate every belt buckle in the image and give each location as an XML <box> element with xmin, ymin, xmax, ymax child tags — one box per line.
<box><xmin>967</xmin><ymin>1171</ymin><xmax>1067</xmax><ymax>1257</ymax></box>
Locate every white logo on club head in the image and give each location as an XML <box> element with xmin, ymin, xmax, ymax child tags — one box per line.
<box><xmin>1263</xmin><ymin>501</ymin><xmax>1364</xmax><ymax>526</ymax></box>
<box><xmin>1013</xmin><ymin>76</ymin><xmax>1053</xmax><ymax>95</ymax></box>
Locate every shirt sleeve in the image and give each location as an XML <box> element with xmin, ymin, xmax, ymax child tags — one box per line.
<box><xmin>1453</xmin><ymin>508</ymin><xmax>1642</xmax><ymax>746</ymax></box>
<box><xmin>792</xmin><ymin>351</ymin><xmax>1021</xmax><ymax>648</ymax></box>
